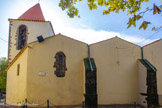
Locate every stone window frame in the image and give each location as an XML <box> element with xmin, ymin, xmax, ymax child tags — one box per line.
<box><xmin>16</xmin><ymin>25</ymin><xmax>28</xmax><ymax>50</ymax></box>
<box><xmin>54</xmin><ymin>52</ymin><xmax>67</xmax><ymax>77</ymax></box>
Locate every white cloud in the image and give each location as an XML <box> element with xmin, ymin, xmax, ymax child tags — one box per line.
<box><xmin>0</xmin><ymin>1</ymin><xmax>159</xmax><ymax>58</ymax></box>
<box><xmin>118</xmin><ymin>33</ymin><xmax>159</xmax><ymax>46</ymax></box>
<box><xmin>78</xmin><ymin>23</ymin><xmax>92</xmax><ymax>29</ymax></box>
<box><xmin>55</xmin><ymin>26</ymin><xmax>157</xmax><ymax>46</ymax></box>
<box><xmin>42</xmin><ymin>1</ymin><xmax>157</xmax><ymax>47</ymax></box>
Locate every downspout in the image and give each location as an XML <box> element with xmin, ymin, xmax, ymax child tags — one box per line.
<box><xmin>141</xmin><ymin>47</ymin><xmax>144</xmax><ymax>59</ymax></box>
<box><xmin>88</xmin><ymin>44</ymin><xmax>93</xmax><ymax>72</ymax></box>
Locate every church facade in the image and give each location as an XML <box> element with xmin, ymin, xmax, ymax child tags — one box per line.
<box><xmin>6</xmin><ymin>3</ymin><xmax>162</xmax><ymax>107</ymax></box>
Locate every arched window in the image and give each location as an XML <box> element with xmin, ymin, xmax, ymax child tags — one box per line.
<box><xmin>17</xmin><ymin>25</ymin><xmax>27</xmax><ymax>50</ymax></box>
<box><xmin>54</xmin><ymin>52</ymin><xmax>67</xmax><ymax>77</ymax></box>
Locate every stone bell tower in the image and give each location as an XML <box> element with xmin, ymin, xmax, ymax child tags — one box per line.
<box><xmin>8</xmin><ymin>3</ymin><xmax>55</xmax><ymax>63</ymax></box>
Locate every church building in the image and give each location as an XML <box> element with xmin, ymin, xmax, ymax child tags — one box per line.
<box><xmin>6</xmin><ymin>3</ymin><xmax>162</xmax><ymax>107</ymax></box>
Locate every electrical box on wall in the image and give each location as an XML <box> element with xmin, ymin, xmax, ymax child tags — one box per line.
<box><xmin>39</xmin><ymin>72</ymin><xmax>46</xmax><ymax>76</ymax></box>
<box><xmin>37</xmin><ymin>35</ymin><xmax>44</xmax><ymax>42</ymax></box>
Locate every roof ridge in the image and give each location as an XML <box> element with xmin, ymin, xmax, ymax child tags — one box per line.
<box><xmin>90</xmin><ymin>36</ymin><xmax>141</xmax><ymax>48</ymax></box>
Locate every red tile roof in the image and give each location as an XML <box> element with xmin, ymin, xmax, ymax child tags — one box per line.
<box><xmin>18</xmin><ymin>3</ymin><xmax>45</xmax><ymax>21</ymax></box>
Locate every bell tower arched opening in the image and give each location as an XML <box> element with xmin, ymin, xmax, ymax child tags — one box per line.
<box><xmin>17</xmin><ymin>25</ymin><xmax>27</xmax><ymax>50</ymax></box>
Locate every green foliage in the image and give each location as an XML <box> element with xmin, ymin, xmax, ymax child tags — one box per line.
<box><xmin>59</xmin><ymin>0</ymin><xmax>162</xmax><ymax>30</ymax></box>
<box><xmin>59</xmin><ymin>0</ymin><xmax>81</xmax><ymax>18</ymax></box>
<box><xmin>153</xmin><ymin>3</ymin><xmax>161</xmax><ymax>14</ymax></box>
<box><xmin>127</xmin><ymin>15</ymin><xmax>142</xmax><ymax>28</ymax></box>
<box><xmin>0</xmin><ymin>57</ymin><xmax>7</xmax><ymax>92</ymax></box>
<box><xmin>139</xmin><ymin>21</ymin><xmax>151</xmax><ymax>30</ymax></box>
<box><xmin>152</xmin><ymin>27</ymin><xmax>155</xmax><ymax>31</ymax></box>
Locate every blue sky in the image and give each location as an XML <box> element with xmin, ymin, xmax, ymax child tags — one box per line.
<box><xmin>0</xmin><ymin>0</ymin><xmax>162</xmax><ymax>58</ymax></box>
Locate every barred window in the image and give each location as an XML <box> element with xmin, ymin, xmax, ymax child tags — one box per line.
<box><xmin>54</xmin><ymin>52</ymin><xmax>67</xmax><ymax>77</ymax></box>
<box><xmin>17</xmin><ymin>25</ymin><xmax>27</xmax><ymax>50</ymax></box>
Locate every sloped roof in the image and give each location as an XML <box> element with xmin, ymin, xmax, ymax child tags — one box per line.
<box><xmin>143</xmin><ymin>39</ymin><xmax>162</xmax><ymax>47</ymax></box>
<box><xmin>90</xmin><ymin>36</ymin><xmax>141</xmax><ymax>48</ymax></box>
<box><xmin>84</xmin><ymin>58</ymin><xmax>96</xmax><ymax>71</ymax></box>
<box><xmin>6</xmin><ymin>34</ymin><xmax>87</xmax><ymax>71</ymax></box>
<box><xmin>139</xmin><ymin>59</ymin><xmax>157</xmax><ymax>71</ymax></box>
<box><xmin>18</xmin><ymin>3</ymin><xmax>45</xmax><ymax>21</ymax></box>
<box><xmin>6</xmin><ymin>46</ymin><xmax>28</xmax><ymax>71</ymax></box>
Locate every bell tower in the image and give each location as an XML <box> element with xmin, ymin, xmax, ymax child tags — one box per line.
<box><xmin>8</xmin><ymin>3</ymin><xmax>55</xmax><ymax>63</ymax></box>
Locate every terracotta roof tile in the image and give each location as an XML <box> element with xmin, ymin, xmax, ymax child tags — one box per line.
<box><xmin>18</xmin><ymin>3</ymin><xmax>45</xmax><ymax>21</ymax></box>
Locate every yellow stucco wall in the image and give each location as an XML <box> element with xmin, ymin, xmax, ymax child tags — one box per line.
<box><xmin>6</xmin><ymin>48</ymin><xmax>28</xmax><ymax>105</ymax></box>
<box><xmin>8</xmin><ymin>20</ymin><xmax>54</xmax><ymax>63</ymax></box>
<box><xmin>138</xmin><ymin>60</ymin><xmax>147</xmax><ymax>106</ymax></box>
<box><xmin>90</xmin><ymin>37</ymin><xmax>141</xmax><ymax>105</ymax></box>
<box><xmin>7</xmin><ymin>35</ymin><xmax>154</xmax><ymax>106</ymax></box>
<box><xmin>26</xmin><ymin>34</ymin><xmax>88</xmax><ymax>106</ymax></box>
<box><xmin>143</xmin><ymin>39</ymin><xmax>162</xmax><ymax>104</ymax></box>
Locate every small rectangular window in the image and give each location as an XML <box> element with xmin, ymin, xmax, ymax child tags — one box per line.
<box><xmin>17</xmin><ymin>64</ymin><xmax>20</xmax><ymax>76</ymax></box>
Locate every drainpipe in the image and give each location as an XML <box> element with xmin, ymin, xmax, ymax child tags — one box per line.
<box><xmin>141</xmin><ymin>47</ymin><xmax>144</xmax><ymax>59</ymax></box>
<box><xmin>88</xmin><ymin>44</ymin><xmax>93</xmax><ymax>72</ymax></box>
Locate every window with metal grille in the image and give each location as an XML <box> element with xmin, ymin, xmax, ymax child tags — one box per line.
<box><xmin>54</xmin><ymin>52</ymin><xmax>67</xmax><ymax>77</ymax></box>
<box><xmin>17</xmin><ymin>25</ymin><xmax>27</xmax><ymax>50</ymax></box>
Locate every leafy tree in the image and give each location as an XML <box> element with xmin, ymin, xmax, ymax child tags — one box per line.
<box><xmin>59</xmin><ymin>0</ymin><xmax>162</xmax><ymax>30</ymax></box>
<box><xmin>0</xmin><ymin>57</ymin><xmax>7</xmax><ymax>92</ymax></box>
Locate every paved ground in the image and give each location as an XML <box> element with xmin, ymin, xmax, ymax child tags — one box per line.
<box><xmin>0</xmin><ymin>106</ymin><xmax>146</xmax><ymax>108</ymax></box>
<box><xmin>54</xmin><ymin>106</ymin><xmax>146</xmax><ymax>108</ymax></box>
<box><xmin>0</xmin><ymin>99</ymin><xmax>147</xmax><ymax>108</ymax></box>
